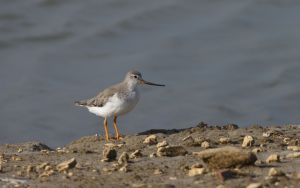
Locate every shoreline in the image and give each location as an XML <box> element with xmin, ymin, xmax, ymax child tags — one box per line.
<box><xmin>0</xmin><ymin>123</ymin><xmax>300</xmax><ymax>188</ymax></box>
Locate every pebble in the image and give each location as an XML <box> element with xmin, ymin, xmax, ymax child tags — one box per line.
<box><xmin>182</xmin><ymin>135</ymin><xmax>193</xmax><ymax>142</ymax></box>
<box><xmin>246</xmin><ymin>182</ymin><xmax>263</xmax><ymax>188</ymax></box>
<box><xmin>266</xmin><ymin>154</ymin><xmax>280</xmax><ymax>163</ymax></box>
<box><xmin>191</xmin><ymin>163</ymin><xmax>203</xmax><ymax>169</ymax></box>
<box><xmin>268</xmin><ymin>168</ymin><xmax>285</xmax><ymax>177</ymax></box>
<box><xmin>44</xmin><ymin>165</ymin><xmax>52</xmax><ymax>171</ymax></box>
<box><xmin>26</xmin><ymin>165</ymin><xmax>35</xmax><ymax>173</ymax></box>
<box><xmin>286</xmin><ymin>152</ymin><xmax>300</xmax><ymax>159</ymax></box>
<box><xmin>283</xmin><ymin>138</ymin><xmax>291</xmax><ymax>144</ymax></box>
<box><xmin>11</xmin><ymin>155</ymin><xmax>22</xmax><ymax>161</ymax></box>
<box><xmin>182</xmin><ymin>136</ymin><xmax>197</xmax><ymax>146</ymax></box>
<box><xmin>39</xmin><ymin>170</ymin><xmax>55</xmax><ymax>178</ymax></box>
<box><xmin>118</xmin><ymin>152</ymin><xmax>129</xmax><ymax>165</ymax></box>
<box><xmin>157</xmin><ymin>140</ymin><xmax>169</xmax><ymax>148</ymax></box>
<box><xmin>157</xmin><ymin>146</ymin><xmax>187</xmax><ymax>157</ymax></box>
<box><xmin>17</xmin><ymin>148</ymin><xmax>23</xmax><ymax>153</ymax></box>
<box><xmin>37</xmin><ymin>162</ymin><xmax>49</xmax><ymax>171</ymax></box>
<box><xmin>263</xmin><ymin>131</ymin><xmax>272</xmax><ymax>137</ymax></box>
<box><xmin>287</xmin><ymin>146</ymin><xmax>300</xmax><ymax>152</ymax></box>
<box><xmin>201</xmin><ymin>141</ymin><xmax>210</xmax><ymax>149</ymax></box>
<box><xmin>193</xmin><ymin>146</ymin><xmax>257</xmax><ymax>169</ymax></box>
<box><xmin>56</xmin><ymin>158</ymin><xmax>77</xmax><ymax>172</ymax></box>
<box><xmin>153</xmin><ymin>169</ymin><xmax>163</xmax><ymax>175</ymax></box>
<box><xmin>130</xmin><ymin>150</ymin><xmax>143</xmax><ymax>159</ymax></box>
<box><xmin>242</xmin><ymin>135</ymin><xmax>255</xmax><ymax>148</ymax></box>
<box><xmin>252</xmin><ymin>148</ymin><xmax>263</xmax><ymax>153</ymax></box>
<box><xmin>149</xmin><ymin>153</ymin><xmax>157</xmax><ymax>158</ymax></box>
<box><xmin>143</xmin><ymin>135</ymin><xmax>158</xmax><ymax>145</ymax></box>
<box><xmin>119</xmin><ymin>164</ymin><xmax>128</xmax><ymax>172</ymax></box>
<box><xmin>219</xmin><ymin>137</ymin><xmax>230</xmax><ymax>144</ymax></box>
<box><xmin>188</xmin><ymin>167</ymin><xmax>205</xmax><ymax>176</ymax></box>
<box><xmin>102</xmin><ymin>147</ymin><xmax>117</xmax><ymax>162</ymax></box>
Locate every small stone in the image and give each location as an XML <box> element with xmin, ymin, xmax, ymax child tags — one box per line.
<box><xmin>157</xmin><ymin>140</ymin><xmax>169</xmax><ymax>148</ymax></box>
<box><xmin>191</xmin><ymin>163</ymin><xmax>203</xmax><ymax>169</ymax></box>
<box><xmin>182</xmin><ymin>135</ymin><xmax>198</xmax><ymax>146</ymax></box>
<box><xmin>157</xmin><ymin>146</ymin><xmax>187</xmax><ymax>157</ymax></box>
<box><xmin>219</xmin><ymin>137</ymin><xmax>230</xmax><ymax>144</ymax></box>
<box><xmin>102</xmin><ymin>147</ymin><xmax>117</xmax><ymax>162</ymax></box>
<box><xmin>37</xmin><ymin>162</ymin><xmax>49</xmax><ymax>170</ymax></box>
<box><xmin>40</xmin><ymin>150</ymin><xmax>49</xmax><ymax>154</ymax></box>
<box><xmin>130</xmin><ymin>150</ymin><xmax>143</xmax><ymax>159</ymax></box>
<box><xmin>193</xmin><ymin>146</ymin><xmax>257</xmax><ymax>169</ymax></box>
<box><xmin>252</xmin><ymin>148</ymin><xmax>263</xmax><ymax>153</ymax></box>
<box><xmin>153</xmin><ymin>169</ymin><xmax>163</xmax><ymax>175</ymax></box>
<box><xmin>26</xmin><ymin>165</ymin><xmax>35</xmax><ymax>173</ymax></box>
<box><xmin>39</xmin><ymin>170</ymin><xmax>55</xmax><ymax>178</ymax></box>
<box><xmin>67</xmin><ymin>172</ymin><xmax>74</xmax><ymax>177</ymax></box>
<box><xmin>201</xmin><ymin>141</ymin><xmax>210</xmax><ymax>149</ymax></box>
<box><xmin>119</xmin><ymin>164</ymin><xmax>128</xmax><ymax>172</ymax></box>
<box><xmin>286</xmin><ymin>152</ymin><xmax>300</xmax><ymax>159</ymax></box>
<box><xmin>118</xmin><ymin>152</ymin><xmax>129</xmax><ymax>165</ymax></box>
<box><xmin>268</xmin><ymin>168</ymin><xmax>285</xmax><ymax>177</ymax></box>
<box><xmin>246</xmin><ymin>182</ymin><xmax>263</xmax><ymax>188</ymax></box>
<box><xmin>44</xmin><ymin>165</ymin><xmax>52</xmax><ymax>171</ymax></box>
<box><xmin>287</xmin><ymin>146</ymin><xmax>300</xmax><ymax>152</ymax></box>
<box><xmin>254</xmin><ymin>160</ymin><xmax>265</xmax><ymax>166</ymax></box>
<box><xmin>283</xmin><ymin>138</ymin><xmax>291</xmax><ymax>144</ymax></box>
<box><xmin>188</xmin><ymin>168</ymin><xmax>206</xmax><ymax>176</ymax></box>
<box><xmin>263</xmin><ymin>131</ymin><xmax>272</xmax><ymax>137</ymax></box>
<box><xmin>169</xmin><ymin>177</ymin><xmax>177</xmax><ymax>180</ymax></box>
<box><xmin>11</xmin><ymin>155</ymin><xmax>22</xmax><ymax>161</ymax></box>
<box><xmin>143</xmin><ymin>135</ymin><xmax>158</xmax><ymax>145</ymax></box>
<box><xmin>149</xmin><ymin>153</ymin><xmax>157</xmax><ymax>158</ymax></box>
<box><xmin>182</xmin><ymin>135</ymin><xmax>193</xmax><ymax>141</ymax></box>
<box><xmin>17</xmin><ymin>148</ymin><xmax>23</xmax><ymax>153</ymax></box>
<box><xmin>16</xmin><ymin>171</ymin><xmax>23</xmax><ymax>176</ymax></box>
<box><xmin>57</xmin><ymin>158</ymin><xmax>77</xmax><ymax>172</ymax></box>
<box><xmin>266</xmin><ymin>154</ymin><xmax>280</xmax><ymax>163</ymax></box>
<box><xmin>242</xmin><ymin>135</ymin><xmax>255</xmax><ymax>148</ymax></box>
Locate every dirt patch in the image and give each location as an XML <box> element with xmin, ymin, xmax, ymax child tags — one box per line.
<box><xmin>0</xmin><ymin>124</ymin><xmax>300</xmax><ymax>188</ymax></box>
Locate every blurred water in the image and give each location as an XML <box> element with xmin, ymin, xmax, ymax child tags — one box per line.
<box><xmin>1</xmin><ymin>0</ymin><xmax>300</xmax><ymax>147</ymax></box>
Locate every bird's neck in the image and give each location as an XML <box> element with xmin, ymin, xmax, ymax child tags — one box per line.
<box><xmin>124</xmin><ymin>81</ymin><xmax>138</xmax><ymax>92</ymax></box>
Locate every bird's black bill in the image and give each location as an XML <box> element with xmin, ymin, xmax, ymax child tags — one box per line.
<box><xmin>142</xmin><ymin>80</ymin><xmax>165</xmax><ymax>86</ymax></box>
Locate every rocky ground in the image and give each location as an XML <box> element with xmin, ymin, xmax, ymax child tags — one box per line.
<box><xmin>0</xmin><ymin>123</ymin><xmax>300</xmax><ymax>188</ymax></box>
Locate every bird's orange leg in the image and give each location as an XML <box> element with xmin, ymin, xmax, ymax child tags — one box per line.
<box><xmin>113</xmin><ymin>115</ymin><xmax>121</xmax><ymax>140</ymax></box>
<box><xmin>103</xmin><ymin>117</ymin><xmax>109</xmax><ymax>141</ymax></box>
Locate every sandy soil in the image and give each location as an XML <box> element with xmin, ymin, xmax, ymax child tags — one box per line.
<box><xmin>0</xmin><ymin>123</ymin><xmax>300</xmax><ymax>188</ymax></box>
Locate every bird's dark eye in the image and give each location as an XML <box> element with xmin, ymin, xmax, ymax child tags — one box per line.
<box><xmin>134</xmin><ymin>75</ymin><xmax>137</xmax><ymax>78</ymax></box>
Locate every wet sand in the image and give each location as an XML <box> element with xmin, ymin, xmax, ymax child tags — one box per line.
<box><xmin>0</xmin><ymin>123</ymin><xmax>300</xmax><ymax>188</ymax></box>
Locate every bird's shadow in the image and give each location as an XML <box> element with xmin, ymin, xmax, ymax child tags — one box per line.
<box><xmin>137</xmin><ymin>128</ymin><xmax>187</xmax><ymax>136</ymax></box>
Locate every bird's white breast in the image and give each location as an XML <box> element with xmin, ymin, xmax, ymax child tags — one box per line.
<box><xmin>87</xmin><ymin>90</ymin><xmax>140</xmax><ymax>118</ymax></box>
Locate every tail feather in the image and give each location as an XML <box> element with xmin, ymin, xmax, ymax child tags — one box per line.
<box><xmin>74</xmin><ymin>100</ymin><xmax>86</xmax><ymax>107</ymax></box>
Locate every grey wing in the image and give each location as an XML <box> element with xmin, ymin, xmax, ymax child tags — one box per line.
<box><xmin>74</xmin><ymin>84</ymin><xmax>120</xmax><ymax>107</ymax></box>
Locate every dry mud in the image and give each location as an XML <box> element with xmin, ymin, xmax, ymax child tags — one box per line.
<box><xmin>0</xmin><ymin>123</ymin><xmax>300</xmax><ymax>188</ymax></box>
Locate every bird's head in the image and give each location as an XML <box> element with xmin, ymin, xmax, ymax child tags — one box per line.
<box><xmin>125</xmin><ymin>70</ymin><xmax>165</xmax><ymax>87</ymax></box>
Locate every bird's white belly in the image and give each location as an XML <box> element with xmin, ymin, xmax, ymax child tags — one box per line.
<box><xmin>87</xmin><ymin>92</ymin><xmax>139</xmax><ymax>117</ymax></box>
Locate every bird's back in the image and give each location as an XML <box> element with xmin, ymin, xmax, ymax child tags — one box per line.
<box><xmin>75</xmin><ymin>82</ymin><xmax>124</xmax><ymax>107</ymax></box>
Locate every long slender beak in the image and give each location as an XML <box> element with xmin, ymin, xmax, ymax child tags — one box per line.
<box><xmin>140</xmin><ymin>79</ymin><xmax>165</xmax><ymax>86</ymax></box>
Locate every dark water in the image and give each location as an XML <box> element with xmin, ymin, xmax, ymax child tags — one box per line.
<box><xmin>1</xmin><ymin>0</ymin><xmax>300</xmax><ymax>147</ymax></box>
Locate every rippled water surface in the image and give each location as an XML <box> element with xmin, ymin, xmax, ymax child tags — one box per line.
<box><xmin>1</xmin><ymin>0</ymin><xmax>300</xmax><ymax>146</ymax></box>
